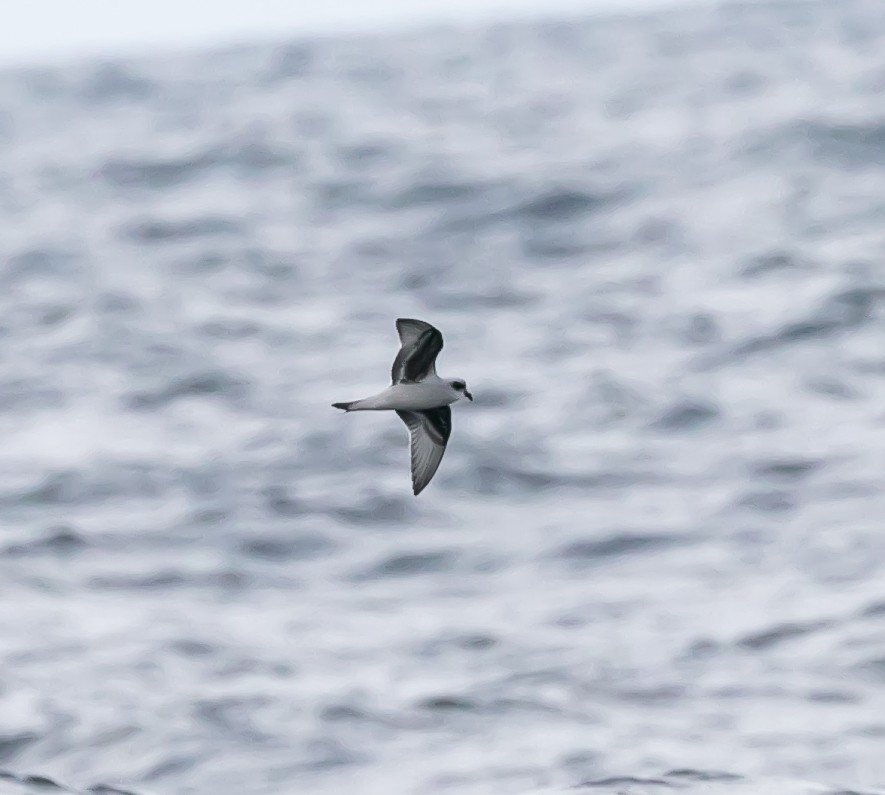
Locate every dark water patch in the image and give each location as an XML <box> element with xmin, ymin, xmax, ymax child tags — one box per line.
<box><xmin>437</xmin><ymin>186</ymin><xmax>621</xmax><ymax>235</ymax></box>
<box><xmin>354</xmin><ymin>549</ymin><xmax>456</xmax><ymax>581</ymax></box>
<box><xmin>173</xmin><ymin>251</ymin><xmax>228</xmax><ymax>275</ymax></box>
<box><xmin>19</xmin><ymin>776</ymin><xmax>64</xmax><ymax>791</ymax></box>
<box><xmin>578</xmin><ymin>776</ymin><xmax>673</xmax><ymax>788</ymax></box>
<box><xmin>633</xmin><ymin>216</ymin><xmax>683</xmax><ymax>249</ymax></box>
<box><xmin>88</xmin><ymin>786</ymin><xmax>142</xmax><ymax>795</ymax></box>
<box><xmin>650</xmin><ymin>400</ymin><xmax>719</xmax><ymax>432</ymax></box>
<box><xmin>751</xmin><ymin>457</ymin><xmax>821</xmax><ymax>482</ymax></box>
<box><xmin>818</xmin><ymin>286</ymin><xmax>884</xmax><ymax>324</ymax></box>
<box><xmin>80</xmin><ymin>63</ymin><xmax>155</xmax><ymax>104</ymax></box>
<box><xmin>521</xmin><ymin>235</ymin><xmax>591</xmax><ymax>261</ymax></box>
<box><xmin>670</xmin><ymin>313</ymin><xmax>720</xmax><ymax>346</ymax></box>
<box><xmin>9</xmin><ymin>462</ymin><xmax>231</xmax><ymax>507</ymax></box>
<box><xmin>559</xmin><ymin>748</ymin><xmax>599</xmax><ymax>773</ymax></box>
<box><xmin>89</xmin><ymin>571</ymin><xmax>190</xmax><ymax>590</ymax></box>
<box><xmin>199</xmin><ymin>318</ymin><xmax>261</xmax><ymax>340</ymax></box>
<box><xmin>485</xmin><ymin>695</ymin><xmax>584</xmax><ymax>718</ymax></box>
<box><xmin>335</xmin><ymin>142</ymin><xmax>393</xmax><ymax>169</ymax></box>
<box><xmin>754</xmin><ymin>320</ymin><xmax>838</xmax><ymax>348</ymax></box>
<box><xmin>2</xmin><ymin>526</ymin><xmax>86</xmax><ymax>557</ymax></box>
<box><xmin>124</xmin><ymin>216</ymin><xmax>243</xmax><ymax>243</ymax></box>
<box><xmin>332</xmin><ymin>495</ymin><xmax>412</xmax><ymax>526</ymax></box>
<box><xmin>264</xmin><ymin>42</ymin><xmax>315</xmax><ymax>81</ymax></box>
<box><xmin>194</xmin><ymin>695</ymin><xmax>274</xmax><ymax>742</ymax></box>
<box><xmin>468</xmin><ymin>463</ymin><xmax>565</xmax><ymax>494</ymax></box>
<box><xmin>736</xmin><ymin>490</ymin><xmax>795</xmax><ymax>513</ymax></box>
<box><xmin>584</xmin><ymin>309</ymin><xmax>639</xmax><ymax>342</ymax></box>
<box><xmin>9</xmin><ymin>67</ymin><xmax>69</xmax><ymax>100</ymax></box>
<box><xmin>240</xmin><ymin>532</ymin><xmax>335</xmax><ymax>561</ymax></box>
<box><xmin>737</xmin><ymin>619</ymin><xmax>833</xmax><ymax>650</ymax></box>
<box><xmin>141</xmin><ymin>753</ymin><xmax>198</xmax><ymax>782</ymax></box>
<box><xmin>223</xmin><ymin>140</ymin><xmax>292</xmax><ymax>172</ymax></box>
<box><xmin>313</xmin><ymin>178</ymin><xmax>378</xmax><ymax>212</ymax></box>
<box><xmin>168</xmin><ymin>639</ymin><xmax>216</xmax><ymax>658</ymax></box>
<box><xmin>514</xmin><ymin>188</ymin><xmax>609</xmax><ymax>221</ymax></box>
<box><xmin>741</xmin><ymin>250</ymin><xmax>806</xmax><ymax>278</ymax></box>
<box><xmin>554</xmin><ymin>612</ymin><xmax>591</xmax><ymax>629</ymax></box>
<box><xmin>804</xmin><ymin>377</ymin><xmax>862</xmax><ymax>401</ymax></box>
<box><xmin>103</xmin><ymin>142</ymin><xmax>291</xmax><ymax>190</ymax></box>
<box><xmin>0</xmin><ymin>734</ymin><xmax>38</xmax><ymax>764</ymax></box>
<box><xmin>823</xmin><ymin>791</ymin><xmax>885</xmax><ymax>795</ymax></box>
<box><xmin>299</xmin><ymin>737</ymin><xmax>366</xmax><ymax>771</ymax></box>
<box><xmin>803</xmin><ymin>118</ymin><xmax>885</xmax><ymax>168</ymax></box>
<box><xmin>682</xmin><ymin>637</ymin><xmax>722</xmax><ymax>660</ymax></box>
<box><xmin>352</xmin><ymin>236</ymin><xmax>409</xmax><ymax>267</ymax></box>
<box><xmin>385</xmin><ymin>180</ymin><xmax>493</xmax><ymax>210</ymax></box>
<box><xmin>319</xmin><ymin>703</ymin><xmax>369</xmax><ymax>723</ymax></box>
<box><xmin>806</xmin><ymin>688</ymin><xmax>861</xmax><ymax>704</ymax></box>
<box><xmin>422</xmin><ymin>287</ymin><xmax>537</xmax><ymax>310</ymax></box>
<box><xmin>425</xmin><ymin>207</ymin><xmax>506</xmax><ymax>236</ymax></box>
<box><xmin>615</xmin><ymin>683</ymin><xmax>686</xmax><ymax>704</ymax></box>
<box><xmin>750</xmin><ymin>410</ymin><xmax>784</xmax><ymax>432</ymax></box>
<box><xmin>125</xmin><ymin>370</ymin><xmax>247</xmax><ymax>410</ymax></box>
<box><xmin>100</xmin><ymin>153</ymin><xmax>217</xmax><ymax>189</ymax></box>
<box><xmin>731</xmin><ymin>287</ymin><xmax>885</xmax><ymax>359</ymax></box>
<box><xmin>853</xmin><ymin>358</ymin><xmax>885</xmax><ymax>379</ymax></box>
<box><xmin>89</xmin><ymin>568</ymin><xmax>249</xmax><ymax>592</ymax></box>
<box><xmin>859</xmin><ymin>600</ymin><xmax>885</xmax><ymax>618</ymax></box>
<box><xmin>317</xmin><ymin>702</ymin><xmax>412</xmax><ymax>732</ymax></box>
<box><xmin>262</xmin><ymin>485</ymin><xmax>306</xmax><ymax>517</ymax></box>
<box><xmin>463</xmin><ymin>462</ymin><xmax>662</xmax><ymax>496</ymax></box>
<box><xmin>454</xmin><ymin>633</ymin><xmax>497</xmax><ymax>651</ymax></box>
<box><xmin>37</xmin><ymin>304</ymin><xmax>75</xmax><ymax>328</ymax></box>
<box><xmin>11</xmin><ymin>472</ymin><xmax>82</xmax><ymax>506</ymax></box>
<box><xmin>95</xmin><ymin>291</ymin><xmax>139</xmax><ymax>315</ymax></box>
<box><xmin>417</xmin><ymin>695</ymin><xmax>477</xmax><ymax>712</ymax></box>
<box><xmin>554</xmin><ymin>532</ymin><xmax>683</xmax><ymax>563</ymax></box>
<box><xmin>2</xmin><ymin>248</ymin><xmax>81</xmax><ymax>285</ymax></box>
<box><xmin>421</xmin><ymin>631</ymin><xmax>499</xmax><ymax>658</ymax></box>
<box><xmin>852</xmin><ymin>656</ymin><xmax>885</xmax><ymax>682</ymax></box>
<box><xmin>664</xmin><ymin>769</ymin><xmax>742</xmax><ymax>782</ymax></box>
<box><xmin>722</xmin><ymin>67</ymin><xmax>767</xmax><ymax>96</ymax></box>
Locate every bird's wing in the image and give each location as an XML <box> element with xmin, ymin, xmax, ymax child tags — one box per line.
<box><xmin>391</xmin><ymin>318</ymin><xmax>444</xmax><ymax>384</ymax></box>
<box><xmin>395</xmin><ymin>406</ymin><xmax>452</xmax><ymax>495</ymax></box>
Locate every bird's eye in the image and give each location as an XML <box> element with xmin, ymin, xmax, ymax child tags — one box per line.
<box><xmin>452</xmin><ymin>380</ymin><xmax>465</xmax><ymax>390</ymax></box>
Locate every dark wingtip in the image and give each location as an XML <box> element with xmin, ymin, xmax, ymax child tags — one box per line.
<box><xmin>332</xmin><ymin>402</ymin><xmax>352</xmax><ymax>411</ymax></box>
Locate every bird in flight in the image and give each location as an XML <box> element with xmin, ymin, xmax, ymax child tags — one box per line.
<box><xmin>332</xmin><ymin>318</ymin><xmax>473</xmax><ymax>495</ymax></box>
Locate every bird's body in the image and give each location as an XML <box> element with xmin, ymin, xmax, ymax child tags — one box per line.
<box><xmin>332</xmin><ymin>319</ymin><xmax>472</xmax><ymax>495</ymax></box>
<box><xmin>333</xmin><ymin>379</ymin><xmax>460</xmax><ymax>412</ymax></box>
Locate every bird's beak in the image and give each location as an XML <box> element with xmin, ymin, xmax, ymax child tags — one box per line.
<box><xmin>464</xmin><ymin>390</ymin><xmax>473</xmax><ymax>401</ymax></box>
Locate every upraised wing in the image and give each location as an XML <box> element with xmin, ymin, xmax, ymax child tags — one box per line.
<box><xmin>395</xmin><ymin>406</ymin><xmax>452</xmax><ymax>495</ymax></box>
<box><xmin>390</xmin><ymin>318</ymin><xmax>443</xmax><ymax>384</ymax></box>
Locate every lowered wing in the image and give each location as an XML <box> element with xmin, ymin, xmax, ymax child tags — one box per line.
<box><xmin>395</xmin><ymin>406</ymin><xmax>452</xmax><ymax>495</ymax></box>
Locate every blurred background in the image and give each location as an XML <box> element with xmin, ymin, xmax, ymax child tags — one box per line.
<box><xmin>2</xmin><ymin>0</ymin><xmax>885</xmax><ymax>793</ymax></box>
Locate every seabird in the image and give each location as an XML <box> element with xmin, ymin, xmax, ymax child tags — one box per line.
<box><xmin>332</xmin><ymin>318</ymin><xmax>472</xmax><ymax>495</ymax></box>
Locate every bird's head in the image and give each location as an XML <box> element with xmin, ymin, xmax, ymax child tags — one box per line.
<box><xmin>449</xmin><ymin>379</ymin><xmax>473</xmax><ymax>401</ymax></box>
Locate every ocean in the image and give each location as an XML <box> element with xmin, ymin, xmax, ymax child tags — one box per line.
<box><xmin>2</xmin><ymin>1</ymin><xmax>885</xmax><ymax>793</ymax></box>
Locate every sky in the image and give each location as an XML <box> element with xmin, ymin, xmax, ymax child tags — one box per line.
<box><xmin>2</xmin><ymin>0</ymin><xmax>670</xmax><ymax>66</ymax></box>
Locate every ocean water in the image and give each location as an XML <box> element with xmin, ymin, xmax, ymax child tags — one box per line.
<box><xmin>2</xmin><ymin>1</ymin><xmax>885</xmax><ymax>793</ymax></box>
